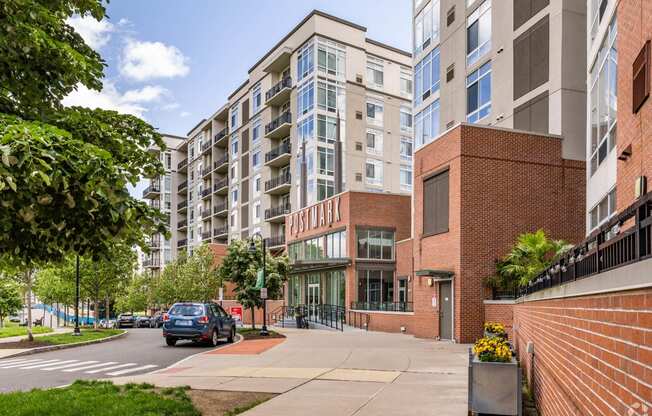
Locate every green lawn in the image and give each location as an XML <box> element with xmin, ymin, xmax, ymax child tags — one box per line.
<box><xmin>0</xmin><ymin>320</ymin><xmax>53</xmax><ymax>339</ymax></box>
<box><xmin>37</xmin><ymin>329</ymin><xmax>123</xmax><ymax>345</ymax></box>
<box><xmin>0</xmin><ymin>381</ymin><xmax>200</xmax><ymax>416</ymax></box>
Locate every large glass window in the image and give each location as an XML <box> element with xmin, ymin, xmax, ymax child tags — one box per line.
<box><xmin>288</xmin><ymin>230</ymin><xmax>347</xmax><ymax>262</ymax></box>
<box><xmin>230</xmin><ymin>105</ymin><xmax>239</xmax><ymax>131</ymax></box>
<box><xmin>298</xmin><ymin>117</ymin><xmax>314</xmax><ymax>144</ymax></box>
<box><xmin>317</xmin><ymin>147</ymin><xmax>334</xmax><ymax>176</ymax></box>
<box><xmin>356</xmin><ymin>270</ymin><xmax>394</xmax><ymax>305</ymax></box>
<box><xmin>317</xmin><ymin>178</ymin><xmax>334</xmax><ymax>201</ymax></box>
<box><xmin>252</xmin><ymin>118</ymin><xmax>261</xmax><ymax>144</ymax></box>
<box><xmin>252</xmin><ymin>84</ymin><xmax>262</xmax><ymax>114</ymax></box>
<box><xmin>317</xmin><ymin>40</ymin><xmax>345</xmax><ymax>77</ymax></box>
<box><xmin>366</xmin><ymin>129</ymin><xmax>383</xmax><ymax>156</ymax></box>
<box><xmin>466</xmin><ymin>61</ymin><xmax>491</xmax><ymax>122</ymax></box>
<box><xmin>415</xmin><ymin>99</ymin><xmax>440</xmax><ymax>148</ymax></box>
<box><xmin>414</xmin><ymin>0</ymin><xmax>440</xmax><ymax>54</ymax></box>
<box><xmin>589</xmin><ymin>17</ymin><xmax>617</xmax><ymax>176</ymax></box>
<box><xmin>467</xmin><ymin>1</ymin><xmax>491</xmax><ymax>67</ymax></box>
<box><xmin>414</xmin><ymin>47</ymin><xmax>440</xmax><ymax>106</ymax></box>
<box><xmin>297</xmin><ymin>43</ymin><xmax>314</xmax><ymax>81</ymax></box>
<box><xmin>357</xmin><ymin>229</ymin><xmax>394</xmax><ymax>260</ymax></box>
<box><xmin>400</xmin><ymin>137</ymin><xmax>413</xmax><ymax>161</ymax></box>
<box><xmin>365</xmin><ymin>159</ymin><xmax>383</xmax><ymax>187</ymax></box>
<box><xmin>367</xmin><ymin>57</ymin><xmax>384</xmax><ymax>88</ymax></box>
<box><xmin>366</xmin><ymin>100</ymin><xmax>384</xmax><ymax>126</ymax></box>
<box><xmin>589</xmin><ymin>188</ymin><xmax>616</xmax><ymax>231</ymax></box>
<box><xmin>590</xmin><ymin>0</ymin><xmax>609</xmax><ymax>44</ymax></box>
<box><xmin>400</xmin><ymin>69</ymin><xmax>413</xmax><ymax>97</ymax></box>
<box><xmin>400</xmin><ymin>165</ymin><xmax>412</xmax><ymax>191</ymax></box>
<box><xmin>317</xmin><ymin>114</ymin><xmax>337</xmax><ymax>143</ymax></box>
<box><xmin>317</xmin><ymin>81</ymin><xmax>341</xmax><ymax>113</ymax></box>
<box><xmin>298</xmin><ymin>82</ymin><xmax>314</xmax><ymax>115</ymax></box>
<box><xmin>400</xmin><ymin>106</ymin><xmax>413</xmax><ymax>133</ymax></box>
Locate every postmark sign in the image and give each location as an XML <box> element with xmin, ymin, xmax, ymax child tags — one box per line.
<box><xmin>288</xmin><ymin>196</ymin><xmax>342</xmax><ymax>237</ymax></box>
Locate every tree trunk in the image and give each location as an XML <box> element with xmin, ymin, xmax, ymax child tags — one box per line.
<box><xmin>250</xmin><ymin>307</ymin><xmax>256</xmax><ymax>329</ymax></box>
<box><xmin>56</xmin><ymin>303</ymin><xmax>60</xmax><ymax>327</ymax></box>
<box><xmin>0</xmin><ymin>314</ymin><xmax>3</xmax><ymax>328</ymax></box>
<box><xmin>26</xmin><ymin>270</ymin><xmax>33</xmax><ymax>342</ymax></box>
<box><xmin>93</xmin><ymin>299</ymin><xmax>99</xmax><ymax>329</ymax></box>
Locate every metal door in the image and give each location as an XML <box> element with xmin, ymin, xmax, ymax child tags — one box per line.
<box><xmin>308</xmin><ymin>283</ymin><xmax>320</xmax><ymax>321</ymax></box>
<box><xmin>439</xmin><ymin>281</ymin><xmax>453</xmax><ymax>340</ymax></box>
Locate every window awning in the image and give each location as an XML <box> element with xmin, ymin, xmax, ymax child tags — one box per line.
<box><xmin>415</xmin><ymin>269</ymin><xmax>454</xmax><ymax>279</ymax></box>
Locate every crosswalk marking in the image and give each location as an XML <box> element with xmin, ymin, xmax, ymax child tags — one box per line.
<box><xmin>0</xmin><ymin>358</ymin><xmax>34</xmax><ymax>365</ymax></box>
<box><xmin>105</xmin><ymin>364</ymin><xmax>158</xmax><ymax>376</ymax></box>
<box><xmin>0</xmin><ymin>359</ymin><xmax>44</xmax><ymax>369</ymax></box>
<box><xmin>20</xmin><ymin>360</ymin><xmax>71</xmax><ymax>369</ymax></box>
<box><xmin>62</xmin><ymin>362</ymin><xmax>118</xmax><ymax>372</ymax></box>
<box><xmin>85</xmin><ymin>363</ymin><xmax>137</xmax><ymax>374</ymax></box>
<box><xmin>42</xmin><ymin>361</ymin><xmax>97</xmax><ymax>371</ymax></box>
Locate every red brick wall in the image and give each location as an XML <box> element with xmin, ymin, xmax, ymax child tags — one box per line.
<box><xmin>513</xmin><ymin>289</ymin><xmax>652</xmax><ymax>416</ymax></box>
<box><xmin>617</xmin><ymin>0</ymin><xmax>652</xmax><ymax>212</ymax></box>
<box><xmin>220</xmin><ymin>299</ymin><xmax>284</xmax><ymax>326</ymax></box>
<box><xmin>483</xmin><ymin>301</ymin><xmax>514</xmax><ymax>340</ymax></box>
<box><xmin>365</xmin><ymin>312</ymin><xmax>414</xmax><ymax>333</ymax></box>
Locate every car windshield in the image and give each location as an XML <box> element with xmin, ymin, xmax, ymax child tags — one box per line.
<box><xmin>169</xmin><ymin>305</ymin><xmax>204</xmax><ymax>316</ymax></box>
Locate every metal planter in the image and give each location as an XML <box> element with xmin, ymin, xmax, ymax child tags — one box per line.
<box><xmin>468</xmin><ymin>349</ymin><xmax>521</xmax><ymax>415</ymax></box>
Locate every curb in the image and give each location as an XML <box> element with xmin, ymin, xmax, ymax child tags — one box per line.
<box><xmin>150</xmin><ymin>333</ymin><xmax>245</xmax><ymax>374</ymax></box>
<box><xmin>0</xmin><ymin>331</ymin><xmax>128</xmax><ymax>359</ymax></box>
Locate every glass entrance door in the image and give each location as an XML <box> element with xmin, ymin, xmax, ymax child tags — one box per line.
<box><xmin>308</xmin><ymin>283</ymin><xmax>320</xmax><ymax>321</ymax></box>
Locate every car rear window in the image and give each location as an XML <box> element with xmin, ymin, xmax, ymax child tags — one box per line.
<box><xmin>169</xmin><ymin>305</ymin><xmax>204</xmax><ymax>316</ymax></box>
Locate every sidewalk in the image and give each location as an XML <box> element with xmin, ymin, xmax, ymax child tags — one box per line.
<box><xmin>110</xmin><ymin>328</ymin><xmax>470</xmax><ymax>415</ymax></box>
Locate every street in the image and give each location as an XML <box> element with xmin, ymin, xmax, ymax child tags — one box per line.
<box><xmin>0</xmin><ymin>328</ymin><xmax>217</xmax><ymax>392</ymax></box>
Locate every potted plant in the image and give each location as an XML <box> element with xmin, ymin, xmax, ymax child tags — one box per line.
<box><xmin>484</xmin><ymin>322</ymin><xmax>507</xmax><ymax>339</ymax></box>
<box><xmin>468</xmin><ymin>329</ymin><xmax>521</xmax><ymax>415</ymax></box>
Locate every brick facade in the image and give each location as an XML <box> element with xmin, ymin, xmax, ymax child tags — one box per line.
<box><xmin>513</xmin><ymin>289</ymin><xmax>652</xmax><ymax>415</ymax></box>
<box><xmin>483</xmin><ymin>301</ymin><xmax>515</xmax><ymax>340</ymax></box>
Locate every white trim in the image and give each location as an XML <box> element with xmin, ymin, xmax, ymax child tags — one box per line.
<box><xmin>348</xmin><ymin>309</ymin><xmax>414</xmax><ymax>316</ymax></box>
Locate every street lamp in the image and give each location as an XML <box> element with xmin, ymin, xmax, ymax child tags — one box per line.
<box><xmin>73</xmin><ymin>255</ymin><xmax>81</xmax><ymax>336</ymax></box>
<box><xmin>248</xmin><ymin>233</ymin><xmax>269</xmax><ymax>336</ymax></box>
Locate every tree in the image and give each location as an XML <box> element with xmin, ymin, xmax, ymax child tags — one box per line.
<box><xmin>0</xmin><ymin>280</ymin><xmax>21</xmax><ymax>328</ymax></box>
<box><xmin>34</xmin><ymin>266</ymin><xmax>75</xmax><ymax>327</ymax></box>
<box><xmin>217</xmin><ymin>240</ymin><xmax>290</xmax><ymax>329</ymax></box>
<box><xmin>487</xmin><ymin>229</ymin><xmax>572</xmax><ymax>290</ymax></box>
<box><xmin>115</xmin><ymin>273</ymin><xmax>151</xmax><ymax>314</ymax></box>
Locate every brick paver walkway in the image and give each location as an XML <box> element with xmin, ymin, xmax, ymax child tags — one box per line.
<box><xmin>206</xmin><ymin>338</ymin><xmax>285</xmax><ymax>355</ymax></box>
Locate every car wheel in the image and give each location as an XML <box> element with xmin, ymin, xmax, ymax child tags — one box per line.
<box><xmin>227</xmin><ymin>327</ymin><xmax>235</xmax><ymax>343</ymax></box>
<box><xmin>165</xmin><ymin>337</ymin><xmax>177</xmax><ymax>347</ymax></box>
<box><xmin>210</xmin><ymin>330</ymin><xmax>219</xmax><ymax>347</ymax></box>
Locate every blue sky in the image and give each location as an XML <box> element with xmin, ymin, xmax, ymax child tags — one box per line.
<box><xmin>65</xmin><ymin>1</ymin><xmax>412</xmax><ymax>137</ymax></box>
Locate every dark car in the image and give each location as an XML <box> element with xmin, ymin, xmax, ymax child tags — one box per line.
<box><xmin>162</xmin><ymin>302</ymin><xmax>235</xmax><ymax>347</ymax></box>
<box><xmin>135</xmin><ymin>316</ymin><xmax>152</xmax><ymax>328</ymax></box>
<box><xmin>150</xmin><ymin>312</ymin><xmax>164</xmax><ymax>328</ymax></box>
<box><xmin>117</xmin><ymin>313</ymin><xmax>136</xmax><ymax>328</ymax></box>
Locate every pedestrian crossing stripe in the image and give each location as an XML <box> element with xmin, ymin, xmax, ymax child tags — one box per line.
<box><xmin>0</xmin><ymin>359</ymin><xmax>157</xmax><ymax>375</ymax></box>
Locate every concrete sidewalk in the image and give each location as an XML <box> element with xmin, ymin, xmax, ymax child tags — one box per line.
<box><xmin>110</xmin><ymin>329</ymin><xmax>469</xmax><ymax>415</ymax></box>
<box><xmin>0</xmin><ymin>327</ymin><xmax>74</xmax><ymax>359</ymax></box>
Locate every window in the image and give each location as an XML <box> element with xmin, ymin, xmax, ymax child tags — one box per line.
<box><xmin>231</xmin><ymin>136</ymin><xmax>239</xmax><ymax>157</ymax></box>
<box><xmin>252</xmin><ymin>84</ymin><xmax>262</xmax><ymax>114</ymax></box>
<box><xmin>414</xmin><ymin>48</ymin><xmax>441</xmax><ymax>106</ymax></box>
<box><xmin>165</xmin><ymin>153</ymin><xmax>171</xmax><ymax>170</ymax></box>
<box><xmin>423</xmin><ymin>170</ymin><xmax>449</xmax><ymax>235</ymax></box>
<box><xmin>415</xmin><ymin>99</ymin><xmax>440</xmax><ymax>148</ymax></box>
<box><xmin>230</xmin><ymin>210</ymin><xmax>237</xmax><ymax>229</ymax></box>
<box><xmin>317</xmin><ymin>147</ymin><xmax>334</xmax><ymax>176</ymax></box>
<box><xmin>589</xmin><ymin>188</ymin><xmax>617</xmax><ymax>231</ymax></box>
<box><xmin>365</xmin><ymin>159</ymin><xmax>383</xmax><ymax>186</ymax></box>
<box><xmin>288</xmin><ymin>230</ymin><xmax>346</xmax><ymax>263</ymax></box>
<box><xmin>366</xmin><ymin>100</ymin><xmax>384</xmax><ymax>126</ymax></box>
<box><xmin>356</xmin><ymin>270</ymin><xmax>394</xmax><ymax>307</ymax></box>
<box><xmin>414</xmin><ymin>0</ymin><xmax>441</xmax><ymax>54</ymax></box>
<box><xmin>317</xmin><ymin>81</ymin><xmax>340</xmax><ymax>113</ymax></box>
<box><xmin>252</xmin><ymin>150</ymin><xmax>261</xmax><ymax>170</ymax></box>
<box><xmin>252</xmin><ymin>118</ymin><xmax>261</xmax><ymax>144</ymax></box>
<box><xmin>317</xmin><ymin>40</ymin><xmax>345</xmax><ymax>77</ymax></box>
<box><xmin>466</xmin><ymin>61</ymin><xmax>492</xmax><ymax>122</ymax></box>
<box><xmin>253</xmin><ymin>201</ymin><xmax>261</xmax><ymax>224</ymax></box>
<box><xmin>589</xmin><ymin>17</ymin><xmax>617</xmax><ymax>176</ymax></box>
<box><xmin>317</xmin><ymin>179</ymin><xmax>334</xmax><ymax>201</ymax></box>
<box><xmin>590</xmin><ymin>0</ymin><xmax>609</xmax><ymax>44</ymax></box>
<box><xmin>467</xmin><ymin>0</ymin><xmax>491</xmax><ymax>67</ymax></box>
<box><xmin>254</xmin><ymin>174</ymin><xmax>261</xmax><ymax>194</ymax></box>
<box><xmin>230</xmin><ymin>105</ymin><xmax>239</xmax><ymax>131</ymax></box>
<box><xmin>231</xmin><ymin>189</ymin><xmax>238</xmax><ymax>205</ymax></box>
<box><xmin>298</xmin><ymin>82</ymin><xmax>314</xmax><ymax>115</ymax></box>
<box><xmin>400</xmin><ymin>69</ymin><xmax>413</xmax><ymax>97</ymax></box>
<box><xmin>633</xmin><ymin>40</ymin><xmax>650</xmax><ymax>113</ymax></box>
<box><xmin>400</xmin><ymin>137</ymin><xmax>413</xmax><ymax>161</ymax></box>
<box><xmin>366</xmin><ymin>57</ymin><xmax>384</xmax><ymax>88</ymax></box>
<box><xmin>164</xmin><ymin>175</ymin><xmax>171</xmax><ymax>192</ymax></box>
<box><xmin>400</xmin><ymin>165</ymin><xmax>412</xmax><ymax>190</ymax></box>
<box><xmin>400</xmin><ymin>106</ymin><xmax>413</xmax><ymax>132</ymax></box>
<box><xmin>317</xmin><ymin>114</ymin><xmax>337</xmax><ymax>143</ymax></box>
<box><xmin>297</xmin><ymin>43</ymin><xmax>314</xmax><ymax>81</ymax></box>
<box><xmin>366</xmin><ymin>129</ymin><xmax>383</xmax><ymax>155</ymax></box>
<box><xmin>357</xmin><ymin>229</ymin><xmax>394</xmax><ymax>260</ymax></box>
<box><xmin>231</xmin><ymin>161</ymin><xmax>238</xmax><ymax>183</ymax></box>
<box><xmin>298</xmin><ymin>116</ymin><xmax>314</xmax><ymax>144</ymax></box>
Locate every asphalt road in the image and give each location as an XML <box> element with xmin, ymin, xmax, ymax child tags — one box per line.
<box><xmin>0</xmin><ymin>328</ymin><xmax>219</xmax><ymax>392</ymax></box>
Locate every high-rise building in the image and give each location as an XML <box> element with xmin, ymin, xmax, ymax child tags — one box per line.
<box><xmin>173</xmin><ymin>10</ymin><xmax>413</xmax><ymax>255</ymax></box>
<box><xmin>412</xmin><ymin>0</ymin><xmax>586</xmax><ymax>160</ymax></box>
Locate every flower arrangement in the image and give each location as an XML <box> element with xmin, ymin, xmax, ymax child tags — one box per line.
<box><xmin>484</xmin><ymin>322</ymin><xmax>506</xmax><ymax>335</ymax></box>
<box><xmin>473</xmin><ymin>336</ymin><xmax>512</xmax><ymax>362</ymax></box>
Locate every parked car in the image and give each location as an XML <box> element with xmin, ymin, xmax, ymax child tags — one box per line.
<box><xmin>150</xmin><ymin>313</ymin><xmax>164</xmax><ymax>328</ymax></box>
<box><xmin>135</xmin><ymin>316</ymin><xmax>152</xmax><ymax>328</ymax></box>
<box><xmin>8</xmin><ymin>315</ymin><xmax>20</xmax><ymax>323</ymax></box>
<box><xmin>117</xmin><ymin>313</ymin><xmax>135</xmax><ymax>328</ymax></box>
<box><xmin>162</xmin><ymin>302</ymin><xmax>235</xmax><ymax>347</ymax></box>
<box><xmin>99</xmin><ymin>319</ymin><xmax>117</xmax><ymax>329</ymax></box>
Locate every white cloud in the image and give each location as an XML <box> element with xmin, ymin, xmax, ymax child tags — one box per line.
<box><xmin>180</xmin><ymin>111</ymin><xmax>191</xmax><ymax>118</ymax></box>
<box><xmin>120</xmin><ymin>39</ymin><xmax>190</xmax><ymax>81</ymax></box>
<box><xmin>67</xmin><ymin>16</ymin><xmax>114</xmax><ymax>50</ymax></box>
<box><xmin>62</xmin><ymin>82</ymin><xmax>169</xmax><ymax>118</ymax></box>
<box><xmin>160</xmin><ymin>102</ymin><xmax>180</xmax><ymax>111</ymax></box>
<box><xmin>117</xmin><ymin>18</ymin><xmax>131</xmax><ymax>26</ymax></box>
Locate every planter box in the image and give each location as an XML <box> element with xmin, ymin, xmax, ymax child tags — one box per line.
<box><xmin>468</xmin><ymin>349</ymin><xmax>521</xmax><ymax>415</ymax></box>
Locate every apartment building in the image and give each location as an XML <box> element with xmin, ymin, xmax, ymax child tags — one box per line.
<box><xmin>142</xmin><ymin>134</ymin><xmax>187</xmax><ymax>274</ymax></box>
<box><xmin>174</xmin><ymin>10</ymin><xmax>413</xmax><ymax>255</ymax></box>
<box><xmin>412</xmin><ymin>0</ymin><xmax>586</xmax><ymax>161</ymax></box>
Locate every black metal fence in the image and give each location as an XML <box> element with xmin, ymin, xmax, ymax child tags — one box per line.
<box><xmin>346</xmin><ymin>310</ymin><xmax>370</xmax><ymax>330</ymax></box>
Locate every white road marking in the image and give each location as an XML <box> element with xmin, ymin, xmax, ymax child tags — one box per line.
<box><xmin>62</xmin><ymin>362</ymin><xmax>118</xmax><ymax>372</ymax></box>
<box><xmin>85</xmin><ymin>363</ymin><xmax>137</xmax><ymax>374</ymax></box>
<box><xmin>0</xmin><ymin>359</ymin><xmax>45</xmax><ymax>368</ymax></box>
<box><xmin>0</xmin><ymin>358</ymin><xmax>35</xmax><ymax>365</ymax></box>
<box><xmin>41</xmin><ymin>361</ymin><xmax>97</xmax><ymax>371</ymax></box>
<box><xmin>20</xmin><ymin>360</ymin><xmax>70</xmax><ymax>369</ymax></box>
<box><xmin>105</xmin><ymin>364</ymin><xmax>158</xmax><ymax>376</ymax></box>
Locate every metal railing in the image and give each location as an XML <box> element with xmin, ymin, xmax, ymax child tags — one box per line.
<box><xmin>265</xmin><ymin>141</ymin><xmax>291</xmax><ymax>163</ymax></box>
<box><xmin>177</xmin><ymin>158</ymin><xmax>188</xmax><ymax>170</ymax></box>
<box><xmin>265</xmin><ymin>203</ymin><xmax>291</xmax><ymax>220</ymax></box>
<box><xmin>201</xmin><ymin>140</ymin><xmax>212</xmax><ymax>153</ymax></box>
<box><xmin>177</xmin><ymin>219</ymin><xmax>188</xmax><ymax>229</ymax></box>
<box><xmin>265</xmin><ymin>234</ymin><xmax>286</xmax><ymax>248</ymax></box>
<box><xmin>350</xmin><ymin>301</ymin><xmax>413</xmax><ymax>313</ymax></box>
<box><xmin>149</xmin><ymin>199</ymin><xmax>161</xmax><ymax>210</ymax></box>
<box><xmin>265</xmin><ymin>111</ymin><xmax>292</xmax><ymax>135</ymax></box>
<box><xmin>272</xmin><ymin>304</ymin><xmax>344</xmax><ymax>331</ymax></box>
<box><xmin>201</xmin><ymin>209</ymin><xmax>212</xmax><ymax>219</ymax></box>
<box><xmin>177</xmin><ymin>239</ymin><xmax>187</xmax><ymax>247</ymax></box>
<box><xmin>201</xmin><ymin>231</ymin><xmax>212</xmax><ymax>240</ymax></box>
<box><xmin>265</xmin><ymin>76</ymin><xmax>292</xmax><ymax>102</ymax></box>
<box><xmin>177</xmin><ymin>180</ymin><xmax>188</xmax><ymax>192</ymax></box>
<box><xmin>346</xmin><ymin>310</ymin><xmax>370</xmax><ymax>330</ymax></box>
<box><xmin>214</xmin><ymin>226</ymin><xmax>228</xmax><ymax>237</ymax></box>
<box><xmin>177</xmin><ymin>200</ymin><xmax>188</xmax><ymax>210</ymax></box>
<box><xmin>201</xmin><ymin>165</ymin><xmax>213</xmax><ymax>177</ymax></box>
<box><xmin>214</xmin><ymin>202</ymin><xmax>227</xmax><ymax>214</ymax></box>
<box><xmin>201</xmin><ymin>187</ymin><xmax>212</xmax><ymax>198</ymax></box>
<box><xmin>214</xmin><ymin>154</ymin><xmax>228</xmax><ymax>168</ymax></box>
<box><xmin>142</xmin><ymin>184</ymin><xmax>160</xmax><ymax>197</ymax></box>
<box><xmin>214</xmin><ymin>178</ymin><xmax>228</xmax><ymax>192</ymax></box>
<box><xmin>520</xmin><ymin>191</ymin><xmax>652</xmax><ymax>297</ymax></box>
<box><xmin>214</xmin><ymin>127</ymin><xmax>228</xmax><ymax>144</ymax></box>
<box><xmin>265</xmin><ymin>172</ymin><xmax>291</xmax><ymax>192</ymax></box>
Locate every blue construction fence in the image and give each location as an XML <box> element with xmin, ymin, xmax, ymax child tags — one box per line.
<box><xmin>32</xmin><ymin>304</ymin><xmax>96</xmax><ymax>325</ymax></box>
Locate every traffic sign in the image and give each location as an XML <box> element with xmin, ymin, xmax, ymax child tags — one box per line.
<box><xmin>260</xmin><ymin>287</ymin><xmax>268</xmax><ymax>299</ymax></box>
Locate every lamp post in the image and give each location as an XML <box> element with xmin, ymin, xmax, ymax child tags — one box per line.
<box><xmin>73</xmin><ymin>255</ymin><xmax>81</xmax><ymax>336</ymax></box>
<box><xmin>248</xmin><ymin>233</ymin><xmax>269</xmax><ymax>336</ymax></box>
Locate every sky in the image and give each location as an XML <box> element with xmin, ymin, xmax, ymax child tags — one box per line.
<box><xmin>65</xmin><ymin>0</ymin><xmax>413</xmax><ymax>138</ymax></box>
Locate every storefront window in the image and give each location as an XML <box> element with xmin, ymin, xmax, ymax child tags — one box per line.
<box><xmin>355</xmin><ymin>270</ymin><xmax>394</xmax><ymax>308</ymax></box>
<box><xmin>357</xmin><ymin>229</ymin><xmax>394</xmax><ymax>260</ymax></box>
<box><xmin>288</xmin><ymin>230</ymin><xmax>347</xmax><ymax>263</ymax></box>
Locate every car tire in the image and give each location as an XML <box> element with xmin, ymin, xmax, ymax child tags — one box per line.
<box><xmin>227</xmin><ymin>327</ymin><xmax>235</xmax><ymax>343</ymax></box>
<box><xmin>166</xmin><ymin>337</ymin><xmax>177</xmax><ymax>347</ymax></box>
<box><xmin>210</xmin><ymin>330</ymin><xmax>219</xmax><ymax>347</ymax></box>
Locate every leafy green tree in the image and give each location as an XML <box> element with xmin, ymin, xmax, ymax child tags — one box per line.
<box><xmin>487</xmin><ymin>229</ymin><xmax>572</xmax><ymax>289</ymax></box>
<box><xmin>0</xmin><ymin>280</ymin><xmax>21</xmax><ymax>328</ymax></box>
<box><xmin>115</xmin><ymin>273</ymin><xmax>152</xmax><ymax>314</ymax></box>
<box><xmin>217</xmin><ymin>240</ymin><xmax>290</xmax><ymax>329</ymax></box>
<box><xmin>34</xmin><ymin>266</ymin><xmax>75</xmax><ymax>326</ymax></box>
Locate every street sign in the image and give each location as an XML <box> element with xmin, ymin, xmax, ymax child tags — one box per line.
<box><xmin>260</xmin><ymin>287</ymin><xmax>268</xmax><ymax>299</ymax></box>
<box><xmin>230</xmin><ymin>306</ymin><xmax>243</xmax><ymax>322</ymax></box>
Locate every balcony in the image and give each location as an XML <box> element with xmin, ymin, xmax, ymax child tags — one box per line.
<box><xmin>177</xmin><ymin>179</ymin><xmax>188</xmax><ymax>193</ymax></box>
<box><xmin>213</xmin><ymin>178</ymin><xmax>229</xmax><ymax>195</ymax></box>
<box><xmin>177</xmin><ymin>219</ymin><xmax>188</xmax><ymax>229</ymax></box>
<box><xmin>201</xmin><ymin>165</ymin><xmax>213</xmax><ymax>178</ymax></box>
<box><xmin>148</xmin><ymin>238</ymin><xmax>161</xmax><ymax>248</ymax></box>
<box><xmin>265</xmin><ymin>172</ymin><xmax>291</xmax><ymax>195</ymax></box>
<box><xmin>143</xmin><ymin>258</ymin><xmax>161</xmax><ymax>268</ymax></box>
<box><xmin>213</xmin><ymin>226</ymin><xmax>228</xmax><ymax>238</ymax></box>
<box><xmin>265</xmin><ymin>111</ymin><xmax>292</xmax><ymax>139</ymax></box>
<box><xmin>201</xmin><ymin>230</ymin><xmax>212</xmax><ymax>241</ymax></box>
<box><xmin>214</xmin><ymin>154</ymin><xmax>229</xmax><ymax>173</ymax></box>
<box><xmin>265</xmin><ymin>141</ymin><xmax>291</xmax><ymax>167</ymax></box>
<box><xmin>265</xmin><ymin>77</ymin><xmax>292</xmax><ymax>107</ymax></box>
<box><xmin>177</xmin><ymin>239</ymin><xmax>187</xmax><ymax>248</ymax></box>
<box><xmin>214</xmin><ymin>127</ymin><xmax>228</xmax><ymax>147</ymax></box>
<box><xmin>202</xmin><ymin>208</ymin><xmax>212</xmax><ymax>219</ymax></box>
<box><xmin>265</xmin><ymin>202</ymin><xmax>291</xmax><ymax>223</ymax></box>
<box><xmin>201</xmin><ymin>139</ymin><xmax>212</xmax><ymax>154</ymax></box>
<box><xmin>177</xmin><ymin>158</ymin><xmax>188</xmax><ymax>171</ymax></box>
<box><xmin>201</xmin><ymin>187</ymin><xmax>212</xmax><ymax>199</ymax></box>
<box><xmin>266</xmin><ymin>234</ymin><xmax>286</xmax><ymax>249</ymax></box>
<box><xmin>177</xmin><ymin>200</ymin><xmax>188</xmax><ymax>211</ymax></box>
<box><xmin>214</xmin><ymin>202</ymin><xmax>228</xmax><ymax>217</ymax></box>
<box><xmin>149</xmin><ymin>199</ymin><xmax>161</xmax><ymax>210</ymax></box>
<box><xmin>142</xmin><ymin>183</ymin><xmax>160</xmax><ymax>199</ymax></box>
